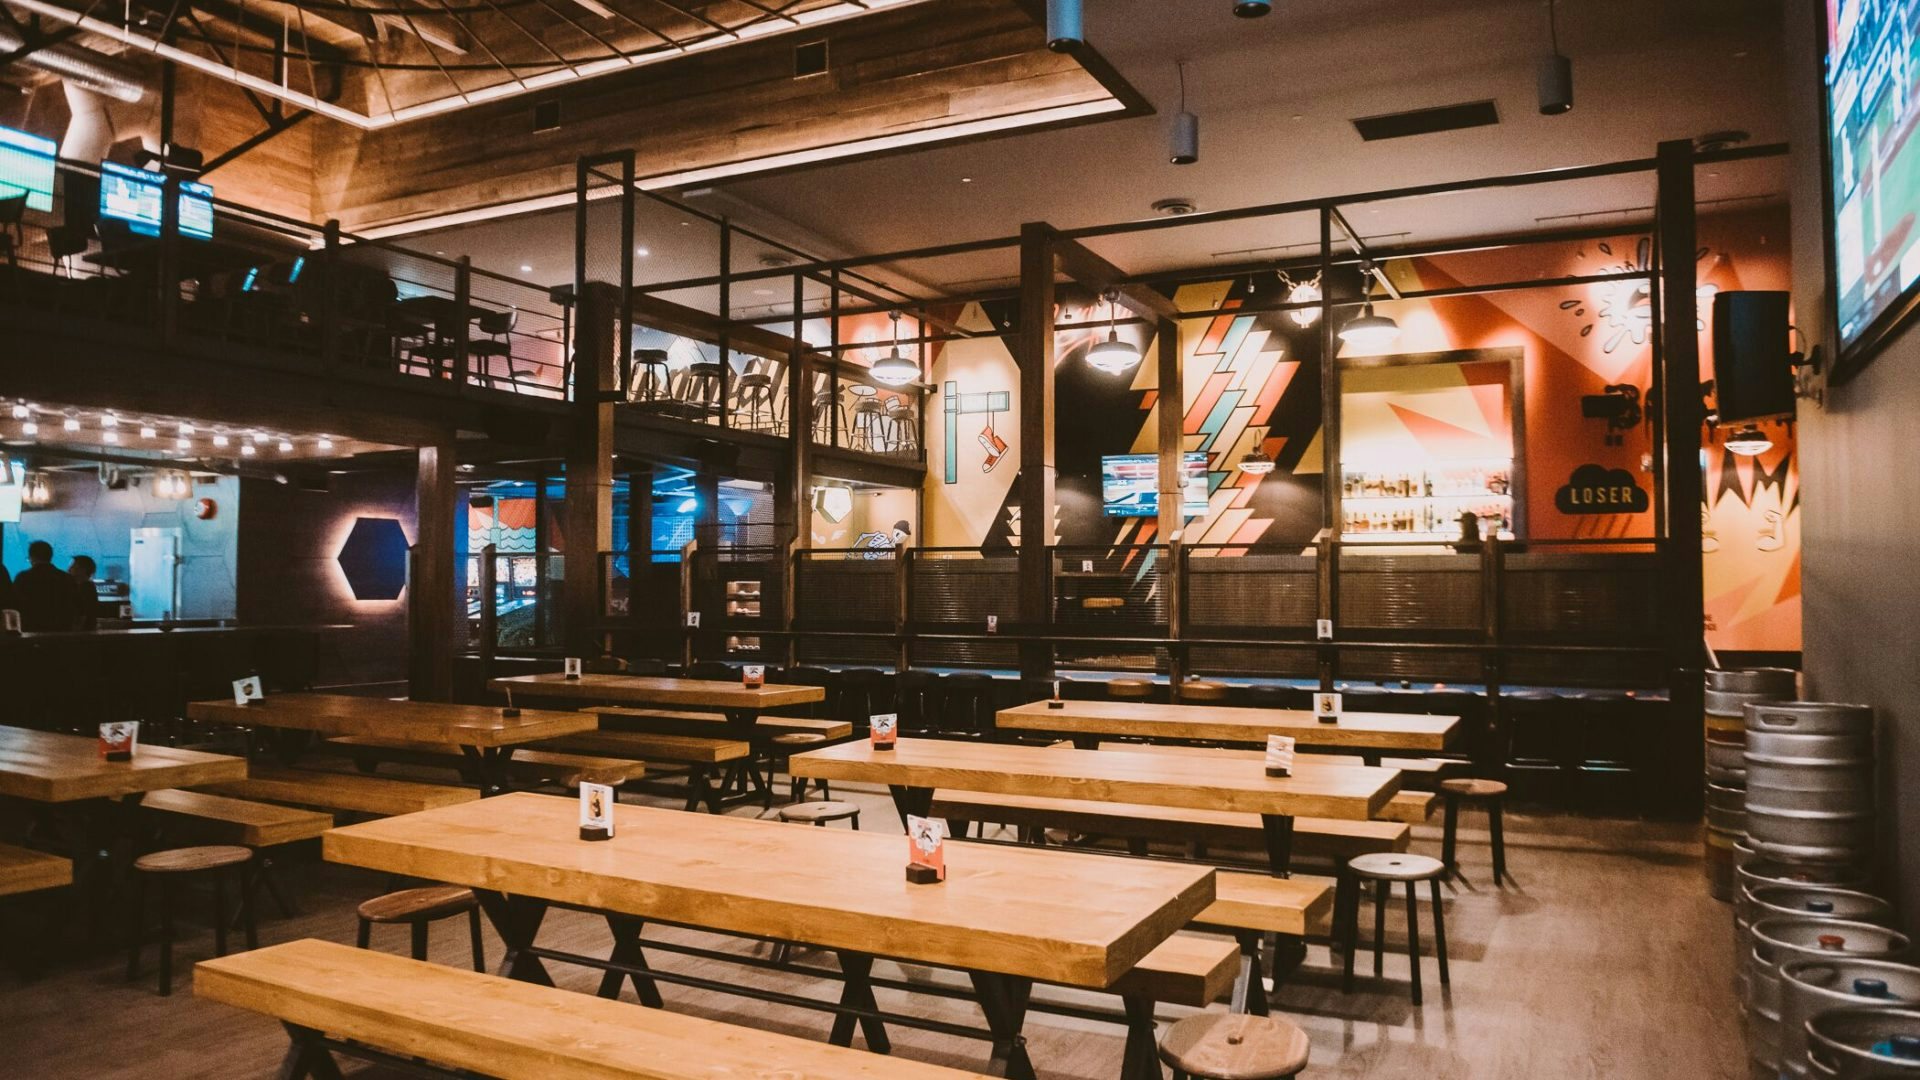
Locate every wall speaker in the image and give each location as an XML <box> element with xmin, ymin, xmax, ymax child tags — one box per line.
<box><xmin>1712</xmin><ymin>290</ymin><xmax>1795</xmax><ymax>422</ymax></box>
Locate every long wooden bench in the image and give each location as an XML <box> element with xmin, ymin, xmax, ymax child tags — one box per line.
<box><xmin>326</xmin><ymin>736</ymin><xmax>648</xmax><ymax>789</ymax></box>
<box><xmin>536</xmin><ymin>731</ymin><xmax>752</xmax><ymax>813</ymax></box>
<box><xmin>197</xmin><ymin>938</ymin><xmax>993</xmax><ymax>1080</ymax></box>
<box><xmin>141</xmin><ymin>789</ymin><xmax>334</xmax><ymax>848</ymax></box>
<box><xmin>593</xmin><ymin>706</ymin><xmax>853</xmax><ymax>741</ymax></box>
<box><xmin>0</xmin><ymin>843</ymin><xmax>70</xmax><ymax>897</ymax></box>
<box><xmin>932</xmin><ymin>789</ymin><xmax>1412</xmax><ymax>863</ymax></box>
<box><xmin>1107</xmin><ymin>931</ymin><xmax>1240</xmax><ymax>1006</ymax></box>
<box><xmin>199</xmin><ymin>767</ymin><xmax>480</xmax><ymax>818</ymax></box>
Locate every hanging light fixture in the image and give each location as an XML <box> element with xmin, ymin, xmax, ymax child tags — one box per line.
<box><xmin>1339</xmin><ymin>265</ymin><xmax>1400</xmax><ymax>350</ymax></box>
<box><xmin>1725</xmin><ymin>424</ymin><xmax>1773</xmax><ymax>457</ymax></box>
<box><xmin>1233</xmin><ymin>0</ymin><xmax>1272</xmax><ymax>15</ymax></box>
<box><xmin>1237</xmin><ymin>446</ymin><xmax>1276</xmax><ymax>475</ymax></box>
<box><xmin>20</xmin><ymin>471</ymin><xmax>53</xmax><ymax>508</ymax></box>
<box><xmin>1170</xmin><ymin>61</ymin><xmax>1199</xmax><ymax>165</ymax></box>
<box><xmin>1538</xmin><ymin>0</ymin><xmax>1573</xmax><ymax>115</ymax></box>
<box><xmin>1046</xmin><ymin>0</ymin><xmax>1082</xmax><ymax>50</ymax></box>
<box><xmin>870</xmin><ymin>310</ymin><xmax>919</xmax><ymax>387</ymax></box>
<box><xmin>1087</xmin><ymin>290</ymin><xmax>1144</xmax><ymax>376</ymax></box>
<box><xmin>1282</xmin><ymin>272</ymin><xmax>1322</xmax><ymax>328</ymax></box>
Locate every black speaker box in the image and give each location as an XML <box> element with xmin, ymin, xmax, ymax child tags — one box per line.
<box><xmin>1712</xmin><ymin>290</ymin><xmax>1795</xmax><ymax>421</ymax></box>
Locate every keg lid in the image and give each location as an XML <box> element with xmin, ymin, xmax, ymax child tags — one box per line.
<box><xmin>1819</xmin><ymin>934</ymin><xmax>1847</xmax><ymax>950</ymax></box>
<box><xmin>1854</xmin><ymin>978</ymin><xmax>1891</xmax><ymax>998</ymax></box>
<box><xmin>1807</xmin><ymin>899</ymin><xmax>1836</xmax><ymax>913</ymax></box>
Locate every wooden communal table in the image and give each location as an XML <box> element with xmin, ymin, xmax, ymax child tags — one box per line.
<box><xmin>487</xmin><ymin>674</ymin><xmax>823</xmax><ymax>729</ymax></box>
<box><xmin>997</xmin><ymin>699</ymin><xmax>1458</xmax><ymax>761</ymax></box>
<box><xmin>326</xmin><ymin>793</ymin><xmax>1213</xmax><ymax>1080</ymax></box>
<box><xmin>0</xmin><ymin>725</ymin><xmax>248</xmax><ymax>927</ymax></box>
<box><xmin>788</xmin><ymin>738</ymin><xmax>1400</xmax><ymax>878</ymax></box>
<box><xmin>187</xmin><ymin>693</ymin><xmax>596</xmax><ymax>796</ymax></box>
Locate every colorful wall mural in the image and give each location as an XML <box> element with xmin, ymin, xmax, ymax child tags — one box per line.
<box><xmin>918</xmin><ymin>208</ymin><xmax>1799</xmax><ymax>652</ymax></box>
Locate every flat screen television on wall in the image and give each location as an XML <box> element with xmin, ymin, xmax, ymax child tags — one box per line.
<box><xmin>1101</xmin><ymin>452</ymin><xmax>1210</xmax><ymax>518</ymax></box>
<box><xmin>1825</xmin><ymin>0</ymin><xmax>1920</xmax><ymax>372</ymax></box>
<box><xmin>0</xmin><ymin>125</ymin><xmax>56</xmax><ymax>213</ymax></box>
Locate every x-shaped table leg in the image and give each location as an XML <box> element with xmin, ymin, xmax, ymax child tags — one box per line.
<box><xmin>597</xmin><ymin>914</ymin><xmax>664</xmax><ymax>1007</ymax></box>
<box><xmin>827</xmin><ymin>951</ymin><xmax>892</xmax><ymax>1053</ymax></box>
<box><xmin>969</xmin><ymin>971</ymin><xmax>1036</xmax><ymax>1080</ymax></box>
<box><xmin>474</xmin><ymin>890</ymin><xmax>554</xmax><ymax>986</ymax></box>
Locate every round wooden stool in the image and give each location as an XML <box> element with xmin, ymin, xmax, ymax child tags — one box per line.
<box><xmin>1180</xmin><ymin>680</ymin><xmax>1231</xmax><ymax>703</ymax></box>
<box><xmin>356</xmin><ymin>885</ymin><xmax>485</xmax><ymax>972</ymax></box>
<box><xmin>1107</xmin><ymin>678</ymin><xmax>1153</xmax><ymax>701</ymax></box>
<box><xmin>1341</xmin><ymin>852</ymin><xmax>1449</xmax><ymax>1005</ymax></box>
<box><xmin>777</xmin><ymin>800</ymin><xmax>861</xmax><ymax>829</ymax></box>
<box><xmin>1158</xmin><ymin>1012</ymin><xmax>1311</xmax><ymax>1079</ymax></box>
<box><xmin>774</xmin><ymin>731</ymin><xmax>831</xmax><ymax>802</ymax></box>
<box><xmin>1439</xmin><ymin>777</ymin><xmax>1511</xmax><ymax>886</ymax></box>
<box><xmin>126</xmin><ymin>844</ymin><xmax>256</xmax><ymax>996</ymax></box>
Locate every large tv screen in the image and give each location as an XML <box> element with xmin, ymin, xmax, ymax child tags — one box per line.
<box><xmin>1827</xmin><ymin>0</ymin><xmax>1920</xmax><ymax>352</ymax></box>
<box><xmin>100</xmin><ymin>161</ymin><xmax>165</xmax><ymax>236</ymax></box>
<box><xmin>179</xmin><ymin>180</ymin><xmax>214</xmax><ymax>240</ymax></box>
<box><xmin>0</xmin><ymin>125</ymin><xmax>56</xmax><ymax>213</ymax></box>
<box><xmin>1102</xmin><ymin>452</ymin><xmax>1210</xmax><ymax>519</ymax></box>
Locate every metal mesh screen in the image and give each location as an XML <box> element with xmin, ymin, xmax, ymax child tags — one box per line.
<box><xmin>1186</xmin><ymin>552</ymin><xmax>1319</xmax><ymax>632</ymax></box>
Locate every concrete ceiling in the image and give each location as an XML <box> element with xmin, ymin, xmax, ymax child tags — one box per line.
<box><xmin>412</xmin><ymin>0</ymin><xmax>1791</xmax><ymax>311</ymax></box>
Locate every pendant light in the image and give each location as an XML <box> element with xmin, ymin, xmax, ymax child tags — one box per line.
<box><xmin>1725</xmin><ymin>424</ymin><xmax>1772</xmax><ymax>457</ymax></box>
<box><xmin>870</xmin><ymin>310</ymin><xmax>919</xmax><ymax>387</ymax></box>
<box><xmin>1282</xmin><ymin>272</ymin><xmax>1322</xmax><ymax>328</ymax></box>
<box><xmin>20</xmin><ymin>471</ymin><xmax>53</xmax><ymax>509</ymax></box>
<box><xmin>1170</xmin><ymin>61</ymin><xmax>1199</xmax><ymax>165</ymax></box>
<box><xmin>1233</xmin><ymin>0</ymin><xmax>1272</xmax><ymax>15</ymax></box>
<box><xmin>1236</xmin><ymin>446</ymin><xmax>1276</xmax><ymax>475</ymax></box>
<box><xmin>1046</xmin><ymin>0</ymin><xmax>1082</xmax><ymax>51</ymax></box>
<box><xmin>1339</xmin><ymin>265</ymin><xmax>1400</xmax><ymax>350</ymax></box>
<box><xmin>1538</xmin><ymin>0</ymin><xmax>1572</xmax><ymax>115</ymax></box>
<box><xmin>1087</xmin><ymin>290</ymin><xmax>1143</xmax><ymax>376</ymax></box>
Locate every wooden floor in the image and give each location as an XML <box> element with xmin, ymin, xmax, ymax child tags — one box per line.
<box><xmin>3</xmin><ymin>779</ymin><xmax>1742</xmax><ymax>1080</ymax></box>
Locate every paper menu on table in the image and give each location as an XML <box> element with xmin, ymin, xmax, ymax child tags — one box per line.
<box><xmin>1264</xmin><ymin>734</ymin><xmax>1295</xmax><ymax>776</ymax></box>
<box><xmin>907</xmin><ymin>815</ymin><xmax>947</xmax><ymax>881</ymax></box>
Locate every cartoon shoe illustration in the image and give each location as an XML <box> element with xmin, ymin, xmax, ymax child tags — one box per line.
<box><xmin>979</xmin><ymin>424</ymin><xmax>1008</xmax><ymax>472</ymax></box>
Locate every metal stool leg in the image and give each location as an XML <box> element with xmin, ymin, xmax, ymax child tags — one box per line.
<box><xmin>125</xmin><ymin>873</ymin><xmax>146</xmax><ymax>981</ymax></box>
<box><xmin>356</xmin><ymin>917</ymin><xmax>372</xmax><ymax>949</ymax></box>
<box><xmin>157</xmin><ymin>879</ymin><xmax>176</xmax><ymax>997</ymax></box>
<box><xmin>411</xmin><ymin>920</ymin><xmax>429</xmax><ymax>962</ymax></box>
<box><xmin>1441</xmin><ymin>794</ymin><xmax>1461</xmax><ymax>880</ymax></box>
<box><xmin>1341</xmin><ymin>874</ymin><xmax>1359</xmax><ymax>993</ymax></box>
<box><xmin>1404</xmin><ymin>880</ymin><xmax>1423</xmax><ymax>1006</ymax></box>
<box><xmin>1490</xmin><ymin>800</ymin><xmax>1509</xmax><ymax>886</ymax></box>
<box><xmin>469</xmin><ymin>906</ymin><xmax>487</xmax><ymax>973</ymax></box>
<box><xmin>1430</xmin><ymin>877</ymin><xmax>1451</xmax><ymax>986</ymax></box>
<box><xmin>213</xmin><ymin>871</ymin><xmax>229</xmax><ymax>957</ymax></box>
<box><xmin>1372</xmin><ymin>879</ymin><xmax>1388</xmax><ymax>979</ymax></box>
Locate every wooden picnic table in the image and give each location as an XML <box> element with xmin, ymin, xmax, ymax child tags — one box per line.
<box><xmin>486</xmin><ymin>674</ymin><xmax>824</xmax><ymax>728</ymax></box>
<box><xmin>325</xmin><ymin>793</ymin><xmax>1213</xmax><ymax>1079</ymax></box>
<box><xmin>0</xmin><ymin>725</ymin><xmax>248</xmax><ymax>930</ymax></box>
<box><xmin>187</xmin><ymin>693</ymin><xmax>596</xmax><ymax>796</ymax></box>
<box><xmin>997</xmin><ymin>698</ymin><xmax>1458</xmax><ymax>760</ymax></box>
<box><xmin>787</xmin><ymin>738</ymin><xmax>1401</xmax><ymax>877</ymax></box>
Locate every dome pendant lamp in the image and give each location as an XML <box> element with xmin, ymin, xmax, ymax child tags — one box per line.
<box><xmin>1087</xmin><ymin>290</ymin><xmax>1144</xmax><ymax>376</ymax></box>
<box><xmin>870</xmin><ymin>310</ymin><xmax>919</xmax><ymax>387</ymax></box>
<box><xmin>1339</xmin><ymin>264</ymin><xmax>1401</xmax><ymax>351</ymax></box>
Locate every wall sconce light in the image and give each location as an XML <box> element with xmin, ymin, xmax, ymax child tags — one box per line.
<box><xmin>813</xmin><ymin>485</ymin><xmax>854</xmax><ymax>523</ymax></box>
<box><xmin>20</xmin><ymin>471</ymin><xmax>53</xmax><ymax>509</ymax></box>
<box><xmin>152</xmin><ymin>470</ymin><xmax>193</xmax><ymax>500</ymax></box>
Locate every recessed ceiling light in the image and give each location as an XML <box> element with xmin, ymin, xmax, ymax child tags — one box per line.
<box><xmin>520</xmin><ymin>264</ymin><xmax>533</xmax><ymax>273</ymax></box>
<box><xmin>635</xmin><ymin>246</ymin><xmax>650</xmax><ymax>256</ymax></box>
<box><xmin>960</xmin><ymin>176</ymin><xmax>974</xmax><ymax>183</ymax></box>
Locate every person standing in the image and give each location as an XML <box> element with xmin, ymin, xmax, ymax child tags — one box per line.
<box><xmin>66</xmin><ymin>554</ymin><xmax>98</xmax><ymax>630</ymax></box>
<box><xmin>13</xmin><ymin>540</ymin><xmax>79</xmax><ymax>631</ymax></box>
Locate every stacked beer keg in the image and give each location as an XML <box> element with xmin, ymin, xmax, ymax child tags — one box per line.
<box><xmin>1727</xmin><ymin>689</ymin><xmax>1912</xmax><ymax>1080</ymax></box>
<box><xmin>1705</xmin><ymin>668</ymin><xmax>1798</xmax><ymax>900</ymax></box>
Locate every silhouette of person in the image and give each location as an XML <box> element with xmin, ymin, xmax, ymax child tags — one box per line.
<box><xmin>13</xmin><ymin>540</ymin><xmax>79</xmax><ymax>631</ymax></box>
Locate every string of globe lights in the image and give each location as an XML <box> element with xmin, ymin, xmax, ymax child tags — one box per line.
<box><xmin>4</xmin><ymin>401</ymin><xmax>335</xmax><ymax>458</ymax></box>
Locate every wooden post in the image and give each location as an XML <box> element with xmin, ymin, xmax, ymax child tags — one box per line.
<box><xmin>409</xmin><ymin>445</ymin><xmax>456</xmax><ymax>701</ymax></box>
<box><xmin>1317</xmin><ymin>208</ymin><xmax>1340</xmax><ymax>694</ymax></box>
<box><xmin>626</xmin><ymin>463</ymin><xmax>652</xmax><ymax>658</ymax></box>
<box><xmin>1656</xmin><ymin>138</ymin><xmax>1707</xmax><ymax>812</ymax></box>
<box><xmin>1156</xmin><ymin>315</ymin><xmax>1185</xmax><ymax>686</ymax></box>
<box><xmin>1016</xmin><ymin>223</ymin><xmax>1058</xmax><ymax>682</ymax></box>
<box><xmin>564</xmin><ymin>282</ymin><xmax>619</xmax><ymax>658</ymax></box>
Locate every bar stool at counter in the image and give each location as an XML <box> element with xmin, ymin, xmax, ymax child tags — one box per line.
<box><xmin>1179</xmin><ymin>680</ymin><xmax>1231</xmax><ymax>704</ymax></box>
<box><xmin>1108</xmin><ymin>678</ymin><xmax>1153</xmax><ymax>702</ymax></box>
<box><xmin>1440</xmin><ymin>777</ymin><xmax>1511</xmax><ymax>886</ymax></box>
<box><xmin>1158</xmin><ymin>1011</ymin><xmax>1311</xmax><ymax>1079</ymax></box>
<box><xmin>1341</xmin><ymin>852</ymin><xmax>1450</xmax><ymax>1006</ymax></box>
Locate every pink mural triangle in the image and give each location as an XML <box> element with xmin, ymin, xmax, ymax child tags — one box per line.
<box><xmin>1387</xmin><ymin>402</ymin><xmax>1494</xmax><ymax>454</ymax></box>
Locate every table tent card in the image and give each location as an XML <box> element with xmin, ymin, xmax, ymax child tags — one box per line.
<box><xmin>579</xmin><ymin>782</ymin><xmax>615</xmax><ymax>841</ymax></box>
<box><xmin>232</xmin><ymin>675</ymin><xmax>264</xmax><ymax>706</ymax></box>
<box><xmin>1264</xmin><ymin>734</ymin><xmax>1296</xmax><ymax>778</ymax></box>
<box><xmin>563</xmin><ymin>657</ymin><xmax>583</xmax><ymax>680</ymax></box>
<box><xmin>99</xmin><ymin>720</ymin><xmax>139</xmax><ymax>761</ymax></box>
<box><xmin>742</xmin><ymin>664</ymin><xmax>765</xmax><ymax>689</ymax></box>
<box><xmin>906</xmin><ymin>814</ymin><xmax>947</xmax><ymax>883</ymax></box>
<box><xmin>1314</xmin><ymin>692</ymin><xmax>1343</xmax><ymax>722</ymax></box>
<box><xmin>871</xmin><ymin>713</ymin><xmax>899</xmax><ymax>750</ymax></box>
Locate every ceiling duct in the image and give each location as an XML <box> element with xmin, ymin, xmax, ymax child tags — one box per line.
<box><xmin>0</xmin><ymin>23</ymin><xmax>148</xmax><ymax>104</ymax></box>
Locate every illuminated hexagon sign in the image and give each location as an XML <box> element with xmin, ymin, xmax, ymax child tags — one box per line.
<box><xmin>336</xmin><ymin>516</ymin><xmax>409</xmax><ymax>601</ymax></box>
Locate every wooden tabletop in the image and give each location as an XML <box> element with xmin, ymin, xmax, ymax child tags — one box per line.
<box><xmin>998</xmin><ymin>699</ymin><xmax>1458</xmax><ymax>750</ymax></box>
<box><xmin>487</xmin><ymin>674</ymin><xmax>825</xmax><ymax>711</ymax></box>
<box><xmin>323</xmin><ymin>793</ymin><xmax>1213</xmax><ymax>989</ymax></box>
<box><xmin>0</xmin><ymin>726</ymin><xmax>247</xmax><ymax>803</ymax></box>
<box><xmin>186</xmin><ymin>693</ymin><xmax>596</xmax><ymax>747</ymax></box>
<box><xmin>788</xmin><ymin>738</ymin><xmax>1400</xmax><ymax>820</ymax></box>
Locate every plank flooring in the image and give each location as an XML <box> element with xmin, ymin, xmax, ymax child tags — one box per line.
<box><xmin>2</xmin><ymin>776</ymin><xmax>1740</xmax><ymax>1080</ymax></box>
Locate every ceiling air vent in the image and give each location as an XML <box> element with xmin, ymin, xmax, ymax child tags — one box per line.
<box><xmin>795</xmin><ymin>40</ymin><xmax>829</xmax><ymax>78</ymax></box>
<box><xmin>1352</xmin><ymin>100</ymin><xmax>1499</xmax><ymax>142</ymax></box>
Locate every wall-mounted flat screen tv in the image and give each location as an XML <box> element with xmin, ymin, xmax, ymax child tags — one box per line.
<box><xmin>1102</xmin><ymin>451</ymin><xmax>1210</xmax><ymax>518</ymax></box>
<box><xmin>179</xmin><ymin>181</ymin><xmax>214</xmax><ymax>240</ymax></box>
<box><xmin>1826</xmin><ymin>0</ymin><xmax>1920</xmax><ymax>364</ymax></box>
<box><xmin>100</xmin><ymin>161</ymin><xmax>166</xmax><ymax>236</ymax></box>
<box><xmin>0</xmin><ymin>125</ymin><xmax>56</xmax><ymax>213</ymax></box>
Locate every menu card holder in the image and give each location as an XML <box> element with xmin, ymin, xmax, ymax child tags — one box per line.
<box><xmin>870</xmin><ymin>713</ymin><xmax>898</xmax><ymax>750</ymax></box>
<box><xmin>1264</xmin><ymin>734</ymin><xmax>1296</xmax><ymax>778</ymax></box>
<box><xmin>1314</xmin><ymin>692</ymin><xmax>1343</xmax><ymax>724</ymax></box>
<box><xmin>99</xmin><ymin>721</ymin><xmax>139</xmax><ymax>762</ymax></box>
<box><xmin>232</xmin><ymin>675</ymin><xmax>264</xmax><ymax>707</ymax></box>
<box><xmin>563</xmin><ymin>657</ymin><xmax>582</xmax><ymax>681</ymax></box>
<box><xmin>906</xmin><ymin>815</ymin><xmax>947</xmax><ymax>884</ymax></box>
<box><xmin>743</xmin><ymin>664</ymin><xmax>765</xmax><ymax>689</ymax></box>
<box><xmin>1047</xmin><ymin>680</ymin><xmax>1064</xmax><ymax>709</ymax></box>
<box><xmin>579</xmin><ymin>782</ymin><xmax>615</xmax><ymax>841</ymax></box>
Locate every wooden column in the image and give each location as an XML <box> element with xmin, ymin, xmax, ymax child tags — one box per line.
<box><xmin>1656</xmin><ymin>138</ymin><xmax>1707</xmax><ymax>811</ymax></box>
<box><xmin>1016</xmin><ymin>223</ymin><xmax>1058</xmax><ymax>681</ymax></box>
<box><xmin>1156</xmin><ymin>315</ymin><xmax>1185</xmax><ymax>685</ymax></box>
<box><xmin>564</xmin><ymin>282</ymin><xmax>619</xmax><ymax>657</ymax></box>
<box><xmin>783</xmin><ymin>273</ymin><xmax>811</xmax><ymax>670</ymax></box>
<box><xmin>408</xmin><ymin>445</ymin><xmax>456</xmax><ymax>701</ymax></box>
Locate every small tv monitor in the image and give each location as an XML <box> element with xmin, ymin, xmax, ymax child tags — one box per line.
<box><xmin>0</xmin><ymin>125</ymin><xmax>56</xmax><ymax>213</ymax></box>
<box><xmin>99</xmin><ymin>161</ymin><xmax>166</xmax><ymax>236</ymax></box>
<box><xmin>1102</xmin><ymin>451</ymin><xmax>1210</xmax><ymax>518</ymax></box>
<box><xmin>178</xmin><ymin>180</ymin><xmax>214</xmax><ymax>241</ymax></box>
